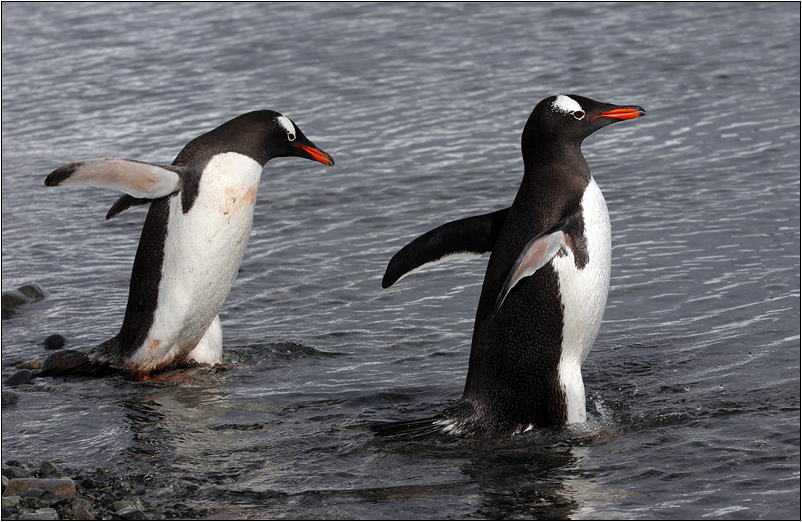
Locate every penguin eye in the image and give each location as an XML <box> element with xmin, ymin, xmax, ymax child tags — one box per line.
<box><xmin>287</xmin><ymin>132</ymin><xmax>296</xmax><ymax>142</ymax></box>
<box><xmin>572</xmin><ymin>110</ymin><xmax>585</xmax><ymax>120</ymax></box>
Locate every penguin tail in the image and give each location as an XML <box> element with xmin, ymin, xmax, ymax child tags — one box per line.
<box><xmin>36</xmin><ymin>349</ymin><xmax>118</xmax><ymax>378</ymax></box>
<box><xmin>370</xmin><ymin>416</ymin><xmax>447</xmax><ymax>439</ymax></box>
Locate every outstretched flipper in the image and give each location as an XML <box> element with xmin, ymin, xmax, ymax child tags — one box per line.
<box><xmin>382</xmin><ymin>208</ymin><xmax>510</xmax><ymax>288</ymax></box>
<box><xmin>45</xmin><ymin>158</ymin><xmax>184</xmax><ymax>217</ymax></box>
<box><xmin>495</xmin><ymin>216</ymin><xmax>577</xmax><ymax>311</ymax></box>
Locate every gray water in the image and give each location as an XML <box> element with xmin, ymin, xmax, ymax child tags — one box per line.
<box><xmin>2</xmin><ymin>2</ymin><xmax>799</xmax><ymax>519</ymax></box>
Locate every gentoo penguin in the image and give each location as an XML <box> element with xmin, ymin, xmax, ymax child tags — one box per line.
<box><xmin>38</xmin><ymin>110</ymin><xmax>334</xmax><ymax>380</ymax></box>
<box><xmin>377</xmin><ymin>95</ymin><xmax>644</xmax><ymax>436</ymax></box>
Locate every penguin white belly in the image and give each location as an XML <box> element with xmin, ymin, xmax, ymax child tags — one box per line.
<box><xmin>128</xmin><ymin>152</ymin><xmax>263</xmax><ymax>372</ymax></box>
<box><xmin>550</xmin><ymin>177</ymin><xmax>611</xmax><ymax>424</ymax></box>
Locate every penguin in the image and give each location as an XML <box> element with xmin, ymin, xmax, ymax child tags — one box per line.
<box><xmin>377</xmin><ymin>95</ymin><xmax>645</xmax><ymax>437</ymax></box>
<box><xmin>38</xmin><ymin>110</ymin><xmax>334</xmax><ymax>380</ymax></box>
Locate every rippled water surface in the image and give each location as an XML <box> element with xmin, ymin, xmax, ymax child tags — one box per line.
<box><xmin>2</xmin><ymin>2</ymin><xmax>800</xmax><ymax>519</ymax></box>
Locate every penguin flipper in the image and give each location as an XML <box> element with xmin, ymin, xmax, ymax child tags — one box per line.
<box><xmin>495</xmin><ymin>226</ymin><xmax>568</xmax><ymax>311</ymax></box>
<box><xmin>106</xmin><ymin>194</ymin><xmax>151</xmax><ymax>219</ymax></box>
<box><xmin>382</xmin><ymin>208</ymin><xmax>510</xmax><ymax>288</ymax></box>
<box><xmin>45</xmin><ymin>158</ymin><xmax>181</xmax><ymax>200</ymax></box>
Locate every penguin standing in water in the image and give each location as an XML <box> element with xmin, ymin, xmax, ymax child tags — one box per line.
<box><xmin>39</xmin><ymin>110</ymin><xmax>334</xmax><ymax>380</ymax></box>
<box><xmin>378</xmin><ymin>95</ymin><xmax>645</xmax><ymax>436</ymax></box>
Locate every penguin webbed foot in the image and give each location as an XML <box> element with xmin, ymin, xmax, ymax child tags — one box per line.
<box><xmin>370</xmin><ymin>415</ymin><xmax>448</xmax><ymax>440</ymax></box>
<box><xmin>36</xmin><ymin>349</ymin><xmax>118</xmax><ymax>379</ymax></box>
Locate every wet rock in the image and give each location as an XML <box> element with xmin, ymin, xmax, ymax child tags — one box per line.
<box><xmin>2</xmin><ymin>474</ymin><xmax>9</xmax><ymax>489</ymax></box>
<box><xmin>3</xmin><ymin>465</ymin><xmax>30</xmax><ymax>479</ymax></box>
<box><xmin>113</xmin><ymin>500</ymin><xmax>136</xmax><ymax>512</ymax></box>
<box><xmin>21</xmin><ymin>496</ymin><xmax>50</xmax><ymax>510</ymax></box>
<box><xmin>1</xmin><ymin>283</ymin><xmax>49</xmax><ymax>310</ymax></box>
<box><xmin>40</xmin><ymin>491</ymin><xmax>69</xmax><ymax>507</ymax></box>
<box><xmin>43</xmin><ymin>335</ymin><xmax>66</xmax><ymax>351</ymax></box>
<box><xmin>70</xmin><ymin>497</ymin><xmax>92</xmax><ymax>512</ymax></box>
<box><xmin>36</xmin><ymin>461</ymin><xmax>62</xmax><ymax>478</ymax></box>
<box><xmin>73</xmin><ymin>507</ymin><xmax>95</xmax><ymax>520</ymax></box>
<box><xmin>18</xmin><ymin>507</ymin><xmax>59</xmax><ymax>520</ymax></box>
<box><xmin>17</xmin><ymin>360</ymin><xmax>43</xmax><ymax>371</ymax></box>
<box><xmin>3</xmin><ymin>478</ymin><xmax>77</xmax><ymax>499</ymax></box>
<box><xmin>23</xmin><ymin>487</ymin><xmax>45</xmax><ymax>498</ymax></box>
<box><xmin>1</xmin><ymin>507</ymin><xmax>11</xmax><ymax>519</ymax></box>
<box><xmin>116</xmin><ymin>505</ymin><xmax>148</xmax><ymax>520</ymax></box>
<box><xmin>4</xmin><ymin>369</ymin><xmax>36</xmax><ymax>386</ymax></box>
<box><xmin>2</xmin><ymin>496</ymin><xmax>21</xmax><ymax>508</ymax></box>
<box><xmin>1</xmin><ymin>390</ymin><xmax>20</xmax><ymax>406</ymax></box>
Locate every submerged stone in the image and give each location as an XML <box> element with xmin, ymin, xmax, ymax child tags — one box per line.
<box><xmin>3</xmin><ymin>369</ymin><xmax>36</xmax><ymax>387</ymax></box>
<box><xmin>1</xmin><ymin>283</ymin><xmax>49</xmax><ymax>310</ymax></box>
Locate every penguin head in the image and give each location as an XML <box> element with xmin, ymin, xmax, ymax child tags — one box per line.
<box><xmin>522</xmin><ymin>94</ymin><xmax>645</xmax><ymax>152</ymax></box>
<box><xmin>266</xmin><ymin>111</ymin><xmax>335</xmax><ymax>167</ymax></box>
<box><xmin>176</xmin><ymin>110</ymin><xmax>334</xmax><ymax>169</ymax></box>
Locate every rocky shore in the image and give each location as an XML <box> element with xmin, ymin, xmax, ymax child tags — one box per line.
<box><xmin>1</xmin><ymin>460</ymin><xmax>222</xmax><ymax>521</ymax></box>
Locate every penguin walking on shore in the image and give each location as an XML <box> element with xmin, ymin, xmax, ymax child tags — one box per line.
<box><xmin>378</xmin><ymin>95</ymin><xmax>645</xmax><ymax>436</ymax></box>
<box><xmin>39</xmin><ymin>110</ymin><xmax>334</xmax><ymax>380</ymax></box>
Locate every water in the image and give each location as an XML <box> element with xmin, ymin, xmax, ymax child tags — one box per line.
<box><xmin>2</xmin><ymin>2</ymin><xmax>799</xmax><ymax>519</ymax></box>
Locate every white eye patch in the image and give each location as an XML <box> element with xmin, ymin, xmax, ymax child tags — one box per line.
<box><xmin>276</xmin><ymin>115</ymin><xmax>297</xmax><ymax>140</ymax></box>
<box><xmin>551</xmin><ymin>95</ymin><xmax>583</xmax><ymax>114</ymax></box>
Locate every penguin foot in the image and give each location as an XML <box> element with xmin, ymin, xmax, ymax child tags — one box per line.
<box><xmin>36</xmin><ymin>349</ymin><xmax>118</xmax><ymax>379</ymax></box>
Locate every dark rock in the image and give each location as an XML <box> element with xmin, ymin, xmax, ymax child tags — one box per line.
<box><xmin>98</xmin><ymin>493</ymin><xmax>119</xmax><ymax>509</ymax></box>
<box><xmin>2</xmin><ymin>391</ymin><xmax>20</xmax><ymax>406</ymax></box>
<box><xmin>112</xmin><ymin>500</ymin><xmax>136</xmax><ymax>512</ymax></box>
<box><xmin>116</xmin><ymin>505</ymin><xmax>148</xmax><ymax>520</ymax></box>
<box><xmin>71</xmin><ymin>497</ymin><xmax>92</xmax><ymax>512</ymax></box>
<box><xmin>43</xmin><ymin>335</ymin><xmax>66</xmax><ymax>351</ymax></box>
<box><xmin>4</xmin><ymin>369</ymin><xmax>36</xmax><ymax>386</ymax></box>
<box><xmin>1</xmin><ymin>507</ymin><xmax>11</xmax><ymax>519</ymax></box>
<box><xmin>20</xmin><ymin>496</ymin><xmax>49</xmax><ymax>510</ymax></box>
<box><xmin>3</xmin><ymin>478</ymin><xmax>77</xmax><ymax>499</ymax></box>
<box><xmin>3</xmin><ymin>465</ymin><xmax>30</xmax><ymax>479</ymax></box>
<box><xmin>22</xmin><ymin>487</ymin><xmax>45</xmax><ymax>498</ymax></box>
<box><xmin>1</xmin><ymin>283</ymin><xmax>49</xmax><ymax>311</ymax></box>
<box><xmin>5</xmin><ymin>460</ymin><xmax>26</xmax><ymax>468</ymax></box>
<box><xmin>40</xmin><ymin>491</ymin><xmax>69</xmax><ymax>507</ymax></box>
<box><xmin>37</xmin><ymin>461</ymin><xmax>62</xmax><ymax>478</ymax></box>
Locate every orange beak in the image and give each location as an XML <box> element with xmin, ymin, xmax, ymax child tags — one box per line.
<box><xmin>295</xmin><ymin>144</ymin><xmax>335</xmax><ymax>166</ymax></box>
<box><xmin>592</xmin><ymin>107</ymin><xmax>646</xmax><ymax>120</ymax></box>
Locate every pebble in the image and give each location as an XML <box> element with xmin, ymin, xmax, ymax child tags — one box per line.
<box><xmin>23</xmin><ymin>487</ymin><xmax>45</xmax><ymax>498</ymax></box>
<box><xmin>43</xmin><ymin>334</ymin><xmax>66</xmax><ymax>351</ymax></box>
<box><xmin>116</xmin><ymin>505</ymin><xmax>149</xmax><ymax>520</ymax></box>
<box><xmin>18</xmin><ymin>507</ymin><xmax>59</xmax><ymax>520</ymax></box>
<box><xmin>73</xmin><ymin>507</ymin><xmax>95</xmax><ymax>520</ymax></box>
<box><xmin>16</xmin><ymin>360</ymin><xmax>43</xmax><ymax>371</ymax></box>
<box><xmin>2</xmin><ymin>496</ymin><xmax>21</xmax><ymax>508</ymax></box>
